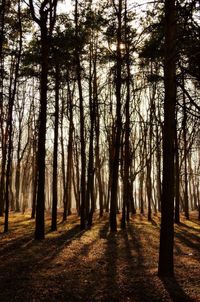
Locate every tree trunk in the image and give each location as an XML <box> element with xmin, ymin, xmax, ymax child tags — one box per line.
<box><xmin>158</xmin><ymin>0</ymin><xmax>176</xmax><ymax>277</ymax></box>
<box><xmin>75</xmin><ymin>0</ymin><xmax>86</xmax><ymax>229</ymax></box>
<box><xmin>51</xmin><ymin>64</ymin><xmax>59</xmax><ymax>231</ymax></box>
<box><xmin>35</xmin><ymin>27</ymin><xmax>49</xmax><ymax>240</ymax></box>
<box><xmin>4</xmin><ymin>0</ymin><xmax>22</xmax><ymax>232</ymax></box>
<box><xmin>156</xmin><ymin>124</ymin><xmax>162</xmax><ymax>212</ymax></box>
<box><xmin>65</xmin><ymin>77</ymin><xmax>74</xmax><ymax>218</ymax></box>
<box><xmin>121</xmin><ymin>0</ymin><xmax>131</xmax><ymax>229</ymax></box>
<box><xmin>182</xmin><ymin>74</ymin><xmax>189</xmax><ymax>219</ymax></box>
<box><xmin>0</xmin><ymin>0</ymin><xmax>6</xmax><ymax>216</ymax></box>
<box><xmin>110</xmin><ymin>0</ymin><xmax>122</xmax><ymax>232</ymax></box>
<box><xmin>174</xmin><ymin>117</ymin><xmax>180</xmax><ymax>224</ymax></box>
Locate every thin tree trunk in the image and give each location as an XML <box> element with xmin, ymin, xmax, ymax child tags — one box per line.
<box><xmin>121</xmin><ymin>0</ymin><xmax>131</xmax><ymax>229</ymax></box>
<box><xmin>182</xmin><ymin>74</ymin><xmax>189</xmax><ymax>219</ymax></box>
<box><xmin>51</xmin><ymin>64</ymin><xmax>59</xmax><ymax>231</ymax></box>
<box><xmin>75</xmin><ymin>0</ymin><xmax>86</xmax><ymax>229</ymax></box>
<box><xmin>174</xmin><ymin>117</ymin><xmax>180</xmax><ymax>224</ymax></box>
<box><xmin>110</xmin><ymin>0</ymin><xmax>122</xmax><ymax>232</ymax></box>
<box><xmin>35</xmin><ymin>29</ymin><xmax>49</xmax><ymax>240</ymax></box>
<box><xmin>65</xmin><ymin>77</ymin><xmax>74</xmax><ymax>218</ymax></box>
<box><xmin>4</xmin><ymin>0</ymin><xmax>22</xmax><ymax>232</ymax></box>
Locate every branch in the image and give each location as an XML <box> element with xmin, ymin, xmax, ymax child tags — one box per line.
<box><xmin>29</xmin><ymin>0</ymin><xmax>41</xmax><ymax>25</ymax></box>
<box><xmin>177</xmin><ymin>80</ymin><xmax>200</xmax><ymax>112</ymax></box>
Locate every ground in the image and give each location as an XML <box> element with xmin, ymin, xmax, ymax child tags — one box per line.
<box><xmin>0</xmin><ymin>211</ymin><xmax>200</xmax><ymax>302</ymax></box>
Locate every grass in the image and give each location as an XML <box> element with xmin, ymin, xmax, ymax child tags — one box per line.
<box><xmin>0</xmin><ymin>211</ymin><xmax>199</xmax><ymax>302</ymax></box>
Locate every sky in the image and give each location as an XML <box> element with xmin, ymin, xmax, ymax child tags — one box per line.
<box><xmin>57</xmin><ymin>0</ymin><xmax>72</xmax><ymax>13</ymax></box>
<box><xmin>57</xmin><ymin>0</ymin><xmax>149</xmax><ymax>14</ymax></box>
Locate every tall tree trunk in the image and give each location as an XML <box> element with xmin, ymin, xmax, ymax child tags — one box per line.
<box><xmin>158</xmin><ymin>0</ymin><xmax>176</xmax><ymax>277</ymax></box>
<box><xmin>51</xmin><ymin>64</ymin><xmax>59</xmax><ymax>231</ymax></box>
<box><xmin>146</xmin><ymin>158</ymin><xmax>152</xmax><ymax>220</ymax></box>
<box><xmin>31</xmin><ymin>142</ymin><xmax>37</xmax><ymax>219</ymax></box>
<box><xmin>60</xmin><ymin>88</ymin><xmax>67</xmax><ymax>221</ymax></box>
<box><xmin>75</xmin><ymin>0</ymin><xmax>86</xmax><ymax>229</ymax></box>
<box><xmin>0</xmin><ymin>146</ymin><xmax>6</xmax><ymax>216</ymax></box>
<box><xmin>182</xmin><ymin>74</ymin><xmax>189</xmax><ymax>219</ymax></box>
<box><xmin>73</xmin><ymin>140</ymin><xmax>80</xmax><ymax>215</ymax></box>
<box><xmin>29</xmin><ymin>0</ymin><xmax>58</xmax><ymax>240</ymax></box>
<box><xmin>4</xmin><ymin>0</ymin><xmax>22</xmax><ymax>232</ymax></box>
<box><xmin>95</xmin><ymin>113</ymin><xmax>103</xmax><ymax>217</ymax></box>
<box><xmin>93</xmin><ymin>45</ymin><xmax>103</xmax><ymax>217</ymax></box>
<box><xmin>110</xmin><ymin>0</ymin><xmax>122</xmax><ymax>232</ymax></box>
<box><xmin>121</xmin><ymin>0</ymin><xmax>131</xmax><ymax>229</ymax></box>
<box><xmin>65</xmin><ymin>77</ymin><xmax>74</xmax><ymax>219</ymax></box>
<box><xmin>156</xmin><ymin>124</ymin><xmax>162</xmax><ymax>212</ymax></box>
<box><xmin>0</xmin><ymin>0</ymin><xmax>6</xmax><ymax>216</ymax></box>
<box><xmin>174</xmin><ymin>116</ymin><xmax>180</xmax><ymax>224</ymax></box>
<box><xmin>15</xmin><ymin>125</ymin><xmax>22</xmax><ymax>212</ymax></box>
<box><xmin>35</xmin><ymin>29</ymin><xmax>49</xmax><ymax>239</ymax></box>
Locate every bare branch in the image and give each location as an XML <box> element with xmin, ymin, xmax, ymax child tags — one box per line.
<box><xmin>29</xmin><ymin>0</ymin><xmax>41</xmax><ymax>25</ymax></box>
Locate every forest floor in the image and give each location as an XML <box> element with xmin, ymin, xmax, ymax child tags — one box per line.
<box><xmin>0</xmin><ymin>211</ymin><xmax>200</xmax><ymax>302</ymax></box>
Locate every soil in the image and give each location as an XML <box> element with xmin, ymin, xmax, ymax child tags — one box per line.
<box><xmin>0</xmin><ymin>211</ymin><xmax>199</xmax><ymax>302</ymax></box>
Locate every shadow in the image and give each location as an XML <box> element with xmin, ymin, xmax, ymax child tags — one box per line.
<box><xmin>189</xmin><ymin>218</ymin><xmax>200</xmax><ymax>226</ymax></box>
<box><xmin>138</xmin><ymin>213</ymin><xmax>146</xmax><ymax>222</ymax></box>
<box><xmin>99</xmin><ymin>221</ymin><xmax>109</xmax><ymax>239</ymax></box>
<box><xmin>0</xmin><ymin>214</ymin><xmax>199</xmax><ymax>302</ymax></box>
<box><xmin>173</xmin><ymin>241</ymin><xmax>183</xmax><ymax>255</ymax></box>
<box><xmin>49</xmin><ymin>221</ymin><xmax>114</xmax><ymax>302</ymax></box>
<box><xmin>161</xmin><ymin>277</ymin><xmax>196</xmax><ymax>302</ymax></box>
<box><xmin>0</xmin><ymin>217</ymin><xmax>34</xmax><ymax>234</ymax></box>
<box><xmin>0</xmin><ymin>232</ymin><xmax>34</xmax><ymax>258</ymax></box>
<box><xmin>178</xmin><ymin>222</ymin><xmax>200</xmax><ymax>233</ymax></box>
<box><xmin>0</xmin><ymin>223</ymin><xmax>88</xmax><ymax>302</ymax></box>
<box><xmin>37</xmin><ymin>224</ymin><xmax>87</xmax><ymax>263</ymax></box>
<box><xmin>127</xmin><ymin>224</ymin><xmax>144</xmax><ymax>268</ymax></box>
<box><xmin>58</xmin><ymin>216</ymin><xmax>78</xmax><ymax>226</ymax></box>
<box><xmin>103</xmin><ymin>231</ymin><xmax>119</xmax><ymax>301</ymax></box>
<box><xmin>150</xmin><ymin>218</ymin><xmax>160</xmax><ymax>228</ymax></box>
<box><xmin>175</xmin><ymin>230</ymin><xmax>200</xmax><ymax>253</ymax></box>
<box><xmin>0</xmin><ymin>223</ymin><xmax>86</xmax><ymax>266</ymax></box>
<box><xmin>125</xmin><ymin>224</ymin><xmax>163</xmax><ymax>301</ymax></box>
<box><xmin>0</xmin><ymin>220</ymin><xmax>85</xmax><ymax>261</ymax></box>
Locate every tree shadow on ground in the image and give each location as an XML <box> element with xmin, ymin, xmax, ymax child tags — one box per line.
<box><xmin>149</xmin><ymin>217</ymin><xmax>160</xmax><ymax>228</ymax></box>
<box><xmin>174</xmin><ymin>230</ymin><xmax>200</xmax><ymax>252</ymax></box>
<box><xmin>0</xmin><ymin>223</ymin><xmax>86</xmax><ymax>290</ymax></box>
<box><xmin>0</xmin><ymin>219</ymin><xmax>109</xmax><ymax>302</ymax></box>
<box><xmin>125</xmin><ymin>223</ymin><xmax>164</xmax><ymax>301</ymax></box>
<box><xmin>104</xmin><ymin>230</ymin><xmax>119</xmax><ymax>301</ymax></box>
<box><xmin>178</xmin><ymin>222</ymin><xmax>200</xmax><ymax>233</ymax></box>
<box><xmin>160</xmin><ymin>277</ymin><xmax>196</xmax><ymax>302</ymax></box>
<box><xmin>0</xmin><ymin>215</ymin><xmax>199</xmax><ymax>302</ymax></box>
<box><xmin>95</xmin><ymin>222</ymin><xmax>164</xmax><ymax>301</ymax></box>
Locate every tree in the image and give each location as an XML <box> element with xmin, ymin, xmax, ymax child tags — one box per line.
<box><xmin>51</xmin><ymin>62</ymin><xmax>59</xmax><ymax>231</ymax></box>
<box><xmin>0</xmin><ymin>0</ymin><xmax>6</xmax><ymax>216</ymax></box>
<box><xmin>29</xmin><ymin>0</ymin><xmax>58</xmax><ymax>240</ymax></box>
<box><xmin>109</xmin><ymin>0</ymin><xmax>123</xmax><ymax>232</ymax></box>
<box><xmin>158</xmin><ymin>0</ymin><xmax>176</xmax><ymax>277</ymax></box>
<box><xmin>121</xmin><ymin>0</ymin><xmax>132</xmax><ymax>228</ymax></box>
<box><xmin>4</xmin><ymin>0</ymin><xmax>23</xmax><ymax>232</ymax></box>
<box><xmin>74</xmin><ymin>0</ymin><xmax>87</xmax><ymax>230</ymax></box>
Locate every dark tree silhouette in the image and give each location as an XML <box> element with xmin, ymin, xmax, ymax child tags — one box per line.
<box><xmin>29</xmin><ymin>0</ymin><xmax>58</xmax><ymax>240</ymax></box>
<box><xmin>158</xmin><ymin>0</ymin><xmax>177</xmax><ymax>277</ymax></box>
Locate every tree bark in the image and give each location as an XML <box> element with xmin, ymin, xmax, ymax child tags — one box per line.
<box><xmin>110</xmin><ymin>0</ymin><xmax>122</xmax><ymax>232</ymax></box>
<box><xmin>158</xmin><ymin>0</ymin><xmax>176</xmax><ymax>277</ymax></box>
<box><xmin>74</xmin><ymin>0</ymin><xmax>86</xmax><ymax>229</ymax></box>
<box><xmin>4</xmin><ymin>0</ymin><xmax>22</xmax><ymax>232</ymax></box>
<box><xmin>51</xmin><ymin>64</ymin><xmax>59</xmax><ymax>231</ymax></box>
